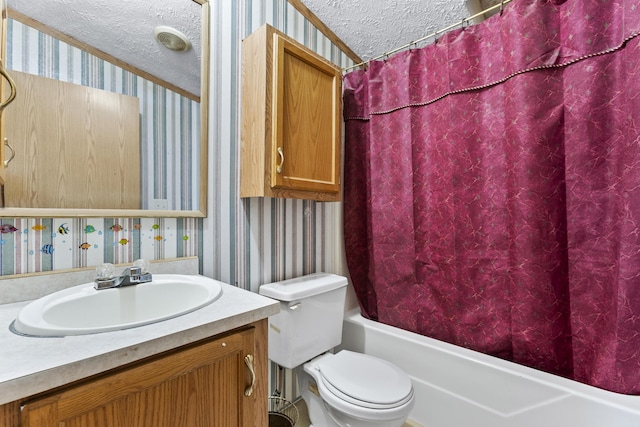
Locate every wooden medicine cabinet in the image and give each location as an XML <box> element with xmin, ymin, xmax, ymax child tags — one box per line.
<box><xmin>240</xmin><ymin>24</ymin><xmax>342</xmax><ymax>202</ymax></box>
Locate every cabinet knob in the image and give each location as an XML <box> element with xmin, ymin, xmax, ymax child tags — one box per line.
<box><xmin>276</xmin><ymin>147</ymin><xmax>284</xmax><ymax>174</ymax></box>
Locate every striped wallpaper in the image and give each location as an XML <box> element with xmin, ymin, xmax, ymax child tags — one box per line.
<box><xmin>204</xmin><ymin>0</ymin><xmax>353</xmax><ymax>293</ymax></box>
<box><xmin>1</xmin><ymin>0</ymin><xmax>355</xmax><ymax>402</ymax></box>
<box><xmin>204</xmin><ymin>0</ymin><xmax>354</xmax><ymax>401</ymax></box>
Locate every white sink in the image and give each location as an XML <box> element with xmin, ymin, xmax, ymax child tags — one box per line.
<box><xmin>13</xmin><ymin>274</ymin><xmax>223</xmax><ymax>337</ymax></box>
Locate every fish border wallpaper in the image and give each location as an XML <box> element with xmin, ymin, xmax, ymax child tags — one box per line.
<box><xmin>0</xmin><ymin>218</ymin><xmax>202</xmax><ymax>275</ymax></box>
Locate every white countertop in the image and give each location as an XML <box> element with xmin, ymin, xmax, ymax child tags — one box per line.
<box><xmin>0</xmin><ymin>280</ymin><xmax>279</xmax><ymax>405</ymax></box>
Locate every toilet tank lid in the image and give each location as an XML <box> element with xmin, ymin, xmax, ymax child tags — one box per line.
<box><xmin>259</xmin><ymin>273</ymin><xmax>348</xmax><ymax>301</ymax></box>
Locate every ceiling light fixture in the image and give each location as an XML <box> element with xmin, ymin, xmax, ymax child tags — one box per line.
<box><xmin>154</xmin><ymin>26</ymin><xmax>191</xmax><ymax>52</ymax></box>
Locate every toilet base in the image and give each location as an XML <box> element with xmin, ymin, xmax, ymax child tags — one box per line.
<box><xmin>297</xmin><ymin>365</ymin><xmax>340</xmax><ymax>427</ymax></box>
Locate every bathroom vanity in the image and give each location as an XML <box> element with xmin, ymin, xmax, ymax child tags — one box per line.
<box><xmin>0</xmin><ymin>261</ymin><xmax>279</xmax><ymax>427</ymax></box>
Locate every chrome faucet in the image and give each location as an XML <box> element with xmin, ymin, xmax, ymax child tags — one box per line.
<box><xmin>94</xmin><ymin>260</ymin><xmax>152</xmax><ymax>290</ymax></box>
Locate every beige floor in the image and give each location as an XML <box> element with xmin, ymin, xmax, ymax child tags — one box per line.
<box><xmin>293</xmin><ymin>399</ymin><xmax>418</xmax><ymax>427</ymax></box>
<box><xmin>293</xmin><ymin>398</ymin><xmax>311</xmax><ymax>426</ymax></box>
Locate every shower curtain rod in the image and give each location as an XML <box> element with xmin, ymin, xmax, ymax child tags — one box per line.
<box><xmin>342</xmin><ymin>0</ymin><xmax>513</xmax><ymax>72</ymax></box>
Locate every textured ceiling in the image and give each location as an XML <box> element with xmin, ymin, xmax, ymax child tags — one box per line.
<box><xmin>300</xmin><ymin>0</ymin><xmax>503</xmax><ymax>64</ymax></box>
<box><xmin>8</xmin><ymin>0</ymin><xmax>202</xmax><ymax>97</ymax></box>
<box><xmin>9</xmin><ymin>0</ymin><xmax>503</xmax><ymax>96</ymax></box>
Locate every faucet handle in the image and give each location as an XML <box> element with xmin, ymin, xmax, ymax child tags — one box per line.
<box><xmin>94</xmin><ymin>263</ymin><xmax>118</xmax><ymax>290</ymax></box>
<box><xmin>131</xmin><ymin>259</ymin><xmax>152</xmax><ymax>284</ymax></box>
<box><xmin>96</xmin><ymin>263</ymin><xmax>115</xmax><ymax>280</ymax></box>
<box><xmin>133</xmin><ymin>258</ymin><xmax>150</xmax><ymax>274</ymax></box>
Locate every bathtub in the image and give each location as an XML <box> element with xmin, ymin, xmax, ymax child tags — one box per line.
<box><xmin>339</xmin><ymin>309</ymin><xmax>640</xmax><ymax>427</ymax></box>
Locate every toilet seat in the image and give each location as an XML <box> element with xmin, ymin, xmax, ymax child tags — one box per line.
<box><xmin>317</xmin><ymin>350</ymin><xmax>414</xmax><ymax>409</ymax></box>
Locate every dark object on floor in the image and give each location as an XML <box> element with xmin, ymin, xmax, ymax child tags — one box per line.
<box><xmin>269</xmin><ymin>412</ymin><xmax>295</xmax><ymax>427</ymax></box>
<box><xmin>268</xmin><ymin>396</ymin><xmax>299</xmax><ymax>427</ymax></box>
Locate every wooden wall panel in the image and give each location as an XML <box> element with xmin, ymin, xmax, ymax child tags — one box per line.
<box><xmin>4</xmin><ymin>71</ymin><xmax>140</xmax><ymax>209</ymax></box>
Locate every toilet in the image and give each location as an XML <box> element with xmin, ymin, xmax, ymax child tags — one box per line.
<box><xmin>259</xmin><ymin>273</ymin><xmax>414</xmax><ymax>427</ymax></box>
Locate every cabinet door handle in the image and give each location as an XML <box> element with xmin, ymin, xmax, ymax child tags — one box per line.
<box><xmin>276</xmin><ymin>147</ymin><xmax>284</xmax><ymax>174</ymax></box>
<box><xmin>244</xmin><ymin>354</ymin><xmax>255</xmax><ymax>397</ymax></box>
<box><xmin>0</xmin><ymin>61</ymin><xmax>16</xmax><ymax>112</ymax></box>
<box><xmin>4</xmin><ymin>138</ymin><xmax>15</xmax><ymax>167</ymax></box>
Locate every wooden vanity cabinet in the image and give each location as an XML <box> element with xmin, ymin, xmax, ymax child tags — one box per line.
<box><xmin>241</xmin><ymin>24</ymin><xmax>342</xmax><ymax>201</ymax></box>
<box><xmin>8</xmin><ymin>320</ymin><xmax>268</xmax><ymax>427</ymax></box>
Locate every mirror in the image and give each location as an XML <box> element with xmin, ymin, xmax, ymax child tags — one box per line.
<box><xmin>0</xmin><ymin>0</ymin><xmax>209</xmax><ymax>217</ymax></box>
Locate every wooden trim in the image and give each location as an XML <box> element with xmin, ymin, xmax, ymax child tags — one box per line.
<box><xmin>0</xmin><ymin>0</ymin><xmax>7</xmax><ymax>187</ymax></box>
<box><xmin>286</xmin><ymin>0</ymin><xmax>362</xmax><ymax>66</ymax></box>
<box><xmin>199</xmin><ymin>1</ymin><xmax>210</xmax><ymax>217</ymax></box>
<box><xmin>7</xmin><ymin>8</ymin><xmax>199</xmax><ymax>102</ymax></box>
<box><xmin>0</xmin><ymin>207</ymin><xmax>206</xmax><ymax>218</ymax></box>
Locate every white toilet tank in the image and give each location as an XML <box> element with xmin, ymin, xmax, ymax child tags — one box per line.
<box><xmin>259</xmin><ymin>273</ymin><xmax>348</xmax><ymax>369</ymax></box>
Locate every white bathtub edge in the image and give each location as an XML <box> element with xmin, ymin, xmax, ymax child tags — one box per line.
<box><xmin>341</xmin><ymin>309</ymin><xmax>640</xmax><ymax>427</ymax></box>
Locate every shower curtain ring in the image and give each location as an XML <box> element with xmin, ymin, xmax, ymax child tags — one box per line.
<box><xmin>461</xmin><ymin>18</ymin><xmax>467</xmax><ymax>29</ymax></box>
<box><xmin>500</xmin><ymin>1</ymin><xmax>505</xmax><ymax>16</ymax></box>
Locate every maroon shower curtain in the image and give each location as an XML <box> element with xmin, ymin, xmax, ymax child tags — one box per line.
<box><xmin>343</xmin><ymin>0</ymin><xmax>640</xmax><ymax>394</ymax></box>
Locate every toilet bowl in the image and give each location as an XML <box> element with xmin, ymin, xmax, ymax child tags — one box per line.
<box><xmin>298</xmin><ymin>351</ymin><xmax>415</xmax><ymax>427</ymax></box>
<box><xmin>259</xmin><ymin>273</ymin><xmax>415</xmax><ymax>427</ymax></box>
